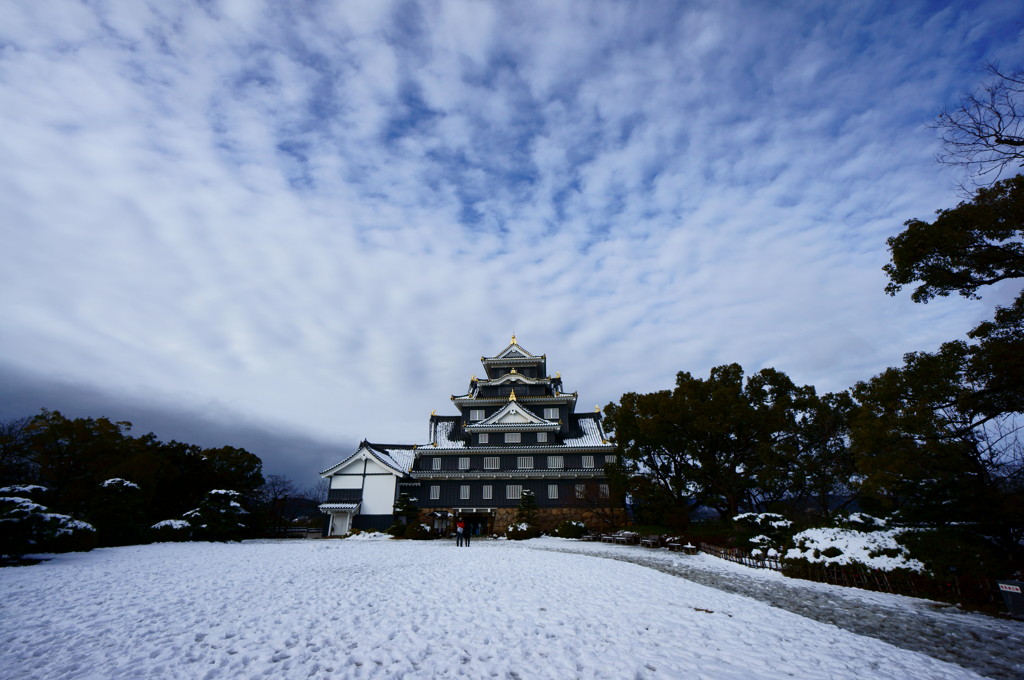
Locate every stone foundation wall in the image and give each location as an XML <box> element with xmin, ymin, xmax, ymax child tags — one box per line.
<box><xmin>420</xmin><ymin>506</ymin><xmax>627</xmax><ymax>535</ymax></box>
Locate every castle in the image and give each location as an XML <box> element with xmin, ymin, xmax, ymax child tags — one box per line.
<box><xmin>319</xmin><ymin>337</ymin><xmax>623</xmax><ymax>535</ymax></box>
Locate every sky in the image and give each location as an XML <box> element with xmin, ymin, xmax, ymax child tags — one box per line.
<box><xmin>1</xmin><ymin>1</ymin><xmax>1022</xmax><ymax>486</ymax></box>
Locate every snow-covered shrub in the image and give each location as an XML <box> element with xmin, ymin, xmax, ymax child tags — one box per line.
<box><xmin>1</xmin><ymin>486</ymin><xmax>96</xmax><ymax>557</ymax></box>
<box><xmin>404</xmin><ymin>522</ymin><xmax>433</xmax><ymax>540</ymax></box>
<box><xmin>734</xmin><ymin>513</ymin><xmax>795</xmax><ymax>555</ymax></box>
<box><xmin>346</xmin><ymin>531</ymin><xmax>392</xmax><ymax>541</ymax></box>
<box><xmin>554</xmin><ymin>520</ymin><xmax>587</xmax><ymax>539</ymax></box>
<box><xmin>90</xmin><ymin>478</ymin><xmax>146</xmax><ymax>547</ymax></box>
<box><xmin>733</xmin><ymin>513</ymin><xmax>794</xmax><ymax>530</ymax></box>
<box><xmin>506</xmin><ymin>522</ymin><xmax>541</xmax><ymax>540</ymax></box>
<box><xmin>183</xmin><ymin>489</ymin><xmax>248</xmax><ymax>542</ymax></box>
<box><xmin>46</xmin><ymin>515</ymin><xmax>98</xmax><ymax>554</ymax></box>
<box><xmin>838</xmin><ymin>513</ymin><xmax>888</xmax><ymax>531</ymax></box>
<box><xmin>784</xmin><ymin>527</ymin><xmax>925</xmax><ymax>573</ymax></box>
<box><xmin>150</xmin><ymin>519</ymin><xmax>191</xmax><ymax>542</ymax></box>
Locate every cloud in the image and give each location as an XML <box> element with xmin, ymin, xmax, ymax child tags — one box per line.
<box><xmin>1</xmin><ymin>0</ymin><xmax>1020</xmax><ymax>477</ymax></box>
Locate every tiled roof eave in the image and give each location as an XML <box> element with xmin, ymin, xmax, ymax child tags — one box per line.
<box><xmin>482</xmin><ymin>356</ymin><xmax>540</xmax><ymax>364</ymax></box>
<box><xmin>452</xmin><ymin>396</ymin><xmax>577</xmax><ymax>406</ymax></box>
<box><xmin>319</xmin><ymin>502</ymin><xmax>360</xmax><ymax>513</ymax></box>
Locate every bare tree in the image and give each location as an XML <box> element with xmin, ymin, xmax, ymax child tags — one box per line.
<box><xmin>934</xmin><ymin>64</ymin><xmax>1024</xmax><ymax>188</ymax></box>
<box><xmin>260</xmin><ymin>474</ymin><xmax>297</xmax><ymax>533</ymax></box>
<box><xmin>302</xmin><ymin>477</ymin><xmax>329</xmax><ymax>504</ymax></box>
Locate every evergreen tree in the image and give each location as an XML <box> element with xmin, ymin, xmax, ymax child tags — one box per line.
<box><xmin>0</xmin><ymin>485</ymin><xmax>96</xmax><ymax>559</ymax></box>
<box><xmin>515</xmin><ymin>489</ymin><xmax>539</xmax><ymax>527</ymax></box>
<box><xmin>184</xmin><ymin>489</ymin><xmax>249</xmax><ymax>542</ymax></box>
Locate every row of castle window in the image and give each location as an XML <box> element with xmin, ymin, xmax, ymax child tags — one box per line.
<box><xmin>477</xmin><ymin>432</ymin><xmax>547</xmax><ymax>443</ymax></box>
<box><xmin>430</xmin><ymin>454</ymin><xmax>616</xmax><ymax>470</ymax></box>
<box><xmin>428</xmin><ymin>483</ymin><xmax>610</xmax><ymax>501</ymax></box>
<box><xmin>468</xmin><ymin>407</ymin><xmax>560</xmax><ymax>421</ymax></box>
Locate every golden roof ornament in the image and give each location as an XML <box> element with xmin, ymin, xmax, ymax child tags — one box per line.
<box><xmin>556</xmin><ymin>371</ymin><xmax>561</xmax><ymax>378</ymax></box>
<box><xmin>595</xmin><ymin>406</ymin><xmax>600</xmax><ymax>413</ymax></box>
<box><xmin>511</xmin><ymin>333</ymin><xmax>517</xmax><ymax>345</ymax></box>
<box><xmin>510</xmin><ymin>367</ymin><xmax>517</xmax><ymax>374</ymax></box>
<box><xmin>431</xmin><ymin>409</ymin><xmax>436</xmax><ymax>416</ymax></box>
<box><xmin>509</xmin><ymin>389</ymin><xmax>517</xmax><ymax>402</ymax></box>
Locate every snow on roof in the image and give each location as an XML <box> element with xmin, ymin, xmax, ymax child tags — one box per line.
<box><xmin>562</xmin><ymin>415</ymin><xmax>611</xmax><ymax>448</ymax></box>
<box><xmin>319</xmin><ymin>502</ymin><xmax>360</xmax><ymax>512</ymax></box>
<box><xmin>432</xmin><ymin>419</ymin><xmax>465</xmax><ymax>448</ymax></box>
<box><xmin>371</xmin><ymin>446</ymin><xmax>417</xmax><ymax>473</ymax></box>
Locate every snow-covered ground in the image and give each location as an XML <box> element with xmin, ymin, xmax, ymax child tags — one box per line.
<box><xmin>1</xmin><ymin>537</ymin><xmax>1017</xmax><ymax>679</ymax></box>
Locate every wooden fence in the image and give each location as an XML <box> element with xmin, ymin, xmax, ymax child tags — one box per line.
<box><xmin>697</xmin><ymin>542</ymin><xmax>1000</xmax><ymax>606</ymax></box>
<box><xmin>698</xmin><ymin>542</ymin><xmax>783</xmax><ymax>571</ymax></box>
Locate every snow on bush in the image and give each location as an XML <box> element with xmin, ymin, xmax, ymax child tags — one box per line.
<box><xmin>841</xmin><ymin>513</ymin><xmax>888</xmax><ymax>530</ymax></box>
<box><xmin>555</xmin><ymin>519</ymin><xmax>587</xmax><ymax>538</ymax></box>
<box><xmin>785</xmin><ymin>527</ymin><xmax>925</xmax><ymax>572</ymax></box>
<box><xmin>101</xmin><ymin>478</ymin><xmax>140</xmax><ymax>489</ymax></box>
<box><xmin>734</xmin><ymin>513</ymin><xmax>793</xmax><ymax>529</ymax></box>
<box><xmin>152</xmin><ymin>520</ymin><xmax>191</xmax><ymax>530</ymax></box>
<box><xmin>0</xmin><ymin>485</ymin><xmax>47</xmax><ymax>498</ymax></box>
<box><xmin>1</xmin><ymin>490</ymin><xmax>96</xmax><ymax>556</ymax></box>
<box><xmin>506</xmin><ymin>522</ymin><xmax>541</xmax><ymax>540</ymax></box>
<box><xmin>345</xmin><ymin>531</ymin><xmax>391</xmax><ymax>540</ymax></box>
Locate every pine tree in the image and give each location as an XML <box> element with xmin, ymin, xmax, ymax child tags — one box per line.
<box><xmin>183</xmin><ymin>489</ymin><xmax>248</xmax><ymax>542</ymax></box>
<box><xmin>516</xmin><ymin>489</ymin><xmax>539</xmax><ymax>527</ymax></box>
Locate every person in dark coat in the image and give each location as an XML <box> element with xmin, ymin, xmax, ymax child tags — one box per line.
<box><xmin>455</xmin><ymin>519</ymin><xmax>466</xmax><ymax>546</ymax></box>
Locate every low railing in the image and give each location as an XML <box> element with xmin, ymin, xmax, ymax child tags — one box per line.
<box><xmin>698</xmin><ymin>542</ymin><xmax>783</xmax><ymax>571</ymax></box>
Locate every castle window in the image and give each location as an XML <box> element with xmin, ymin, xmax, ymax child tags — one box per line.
<box><xmin>505</xmin><ymin>432</ymin><xmax>521</xmax><ymax>444</ymax></box>
<box><xmin>484</xmin><ymin>457</ymin><xmax>500</xmax><ymax>470</ymax></box>
<box><xmin>582</xmin><ymin>455</ymin><xmax>595</xmax><ymax>468</ymax></box>
<box><xmin>517</xmin><ymin>456</ymin><xmax>533</xmax><ymax>470</ymax></box>
<box><xmin>430</xmin><ymin>485</ymin><xmax>440</xmax><ymax>500</ymax></box>
<box><xmin>548</xmin><ymin>484</ymin><xmax>558</xmax><ymax>499</ymax></box>
<box><xmin>575</xmin><ymin>484</ymin><xmax>585</xmax><ymax>499</ymax></box>
<box><xmin>478</xmin><ymin>433</ymin><xmax>489</xmax><ymax>444</ymax></box>
<box><xmin>547</xmin><ymin>455</ymin><xmax>563</xmax><ymax>469</ymax></box>
<box><xmin>605</xmin><ymin>455</ymin><xmax>616</xmax><ymax>465</ymax></box>
<box><xmin>470</xmin><ymin>409</ymin><xmax>485</xmax><ymax>421</ymax></box>
<box><xmin>506</xmin><ymin>484</ymin><xmax>523</xmax><ymax>500</ymax></box>
<box><xmin>459</xmin><ymin>457</ymin><xmax>470</xmax><ymax>470</ymax></box>
<box><xmin>482</xmin><ymin>485</ymin><xmax>493</xmax><ymax>500</ymax></box>
<box><xmin>460</xmin><ymin>485</ymin><xmax>470</xmax><ymax>500</ymax></box>
<box><xmin>599</xmin><ymin>484</ymin><xmax>610</xmax><ymax>498</ymax></box>
<box><xmin>544</xmin><ymin>407</ymin><xmax>559</xmax><ymax>419</ymax></box>
<box><xmin>432</xmin><ymin>457</ymin><xmax>441</xmax><ymax>471</ymax></box>
<box><xmin>537</xmin><ymin>432</ymin><xmax>548</xmax><ymax>443</ymax></box>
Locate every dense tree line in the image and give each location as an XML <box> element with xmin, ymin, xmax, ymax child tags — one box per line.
<box><xmin>0</xmin><ymin>409</ymin><xmax>286</xmax><ymax>555</ymax></box>
<box><xmin>606</xmin><ymin>68</ymin><xmax>1024</xmax><ymax>574</ymax></box>
<box><xmin>605</xmin><ymin>173</ymin><xmax>1023</xmax><ymax>570</ymax></box>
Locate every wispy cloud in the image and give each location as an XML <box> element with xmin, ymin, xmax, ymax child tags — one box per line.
<box><xmin>1</xmin><ymin>0</ymin><xmax>1020</xmax><ymax>478</ymax></box>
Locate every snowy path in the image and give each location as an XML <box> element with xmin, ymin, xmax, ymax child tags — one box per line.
<box><xmin>527</xmin><ymin>538</ymin><xmax>1024</xmax><ymax>680</ymax></box>
<box><xmin>0</xmin><ymin>538</ymin><xmax>1012</xmax><ymax>679</ymax></box>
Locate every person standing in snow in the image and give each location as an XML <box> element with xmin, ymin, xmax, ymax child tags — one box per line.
<box><xmin>456</xmin><ymin>519</ymin><xmax>466</xmax><ymax>546</ymax></box>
